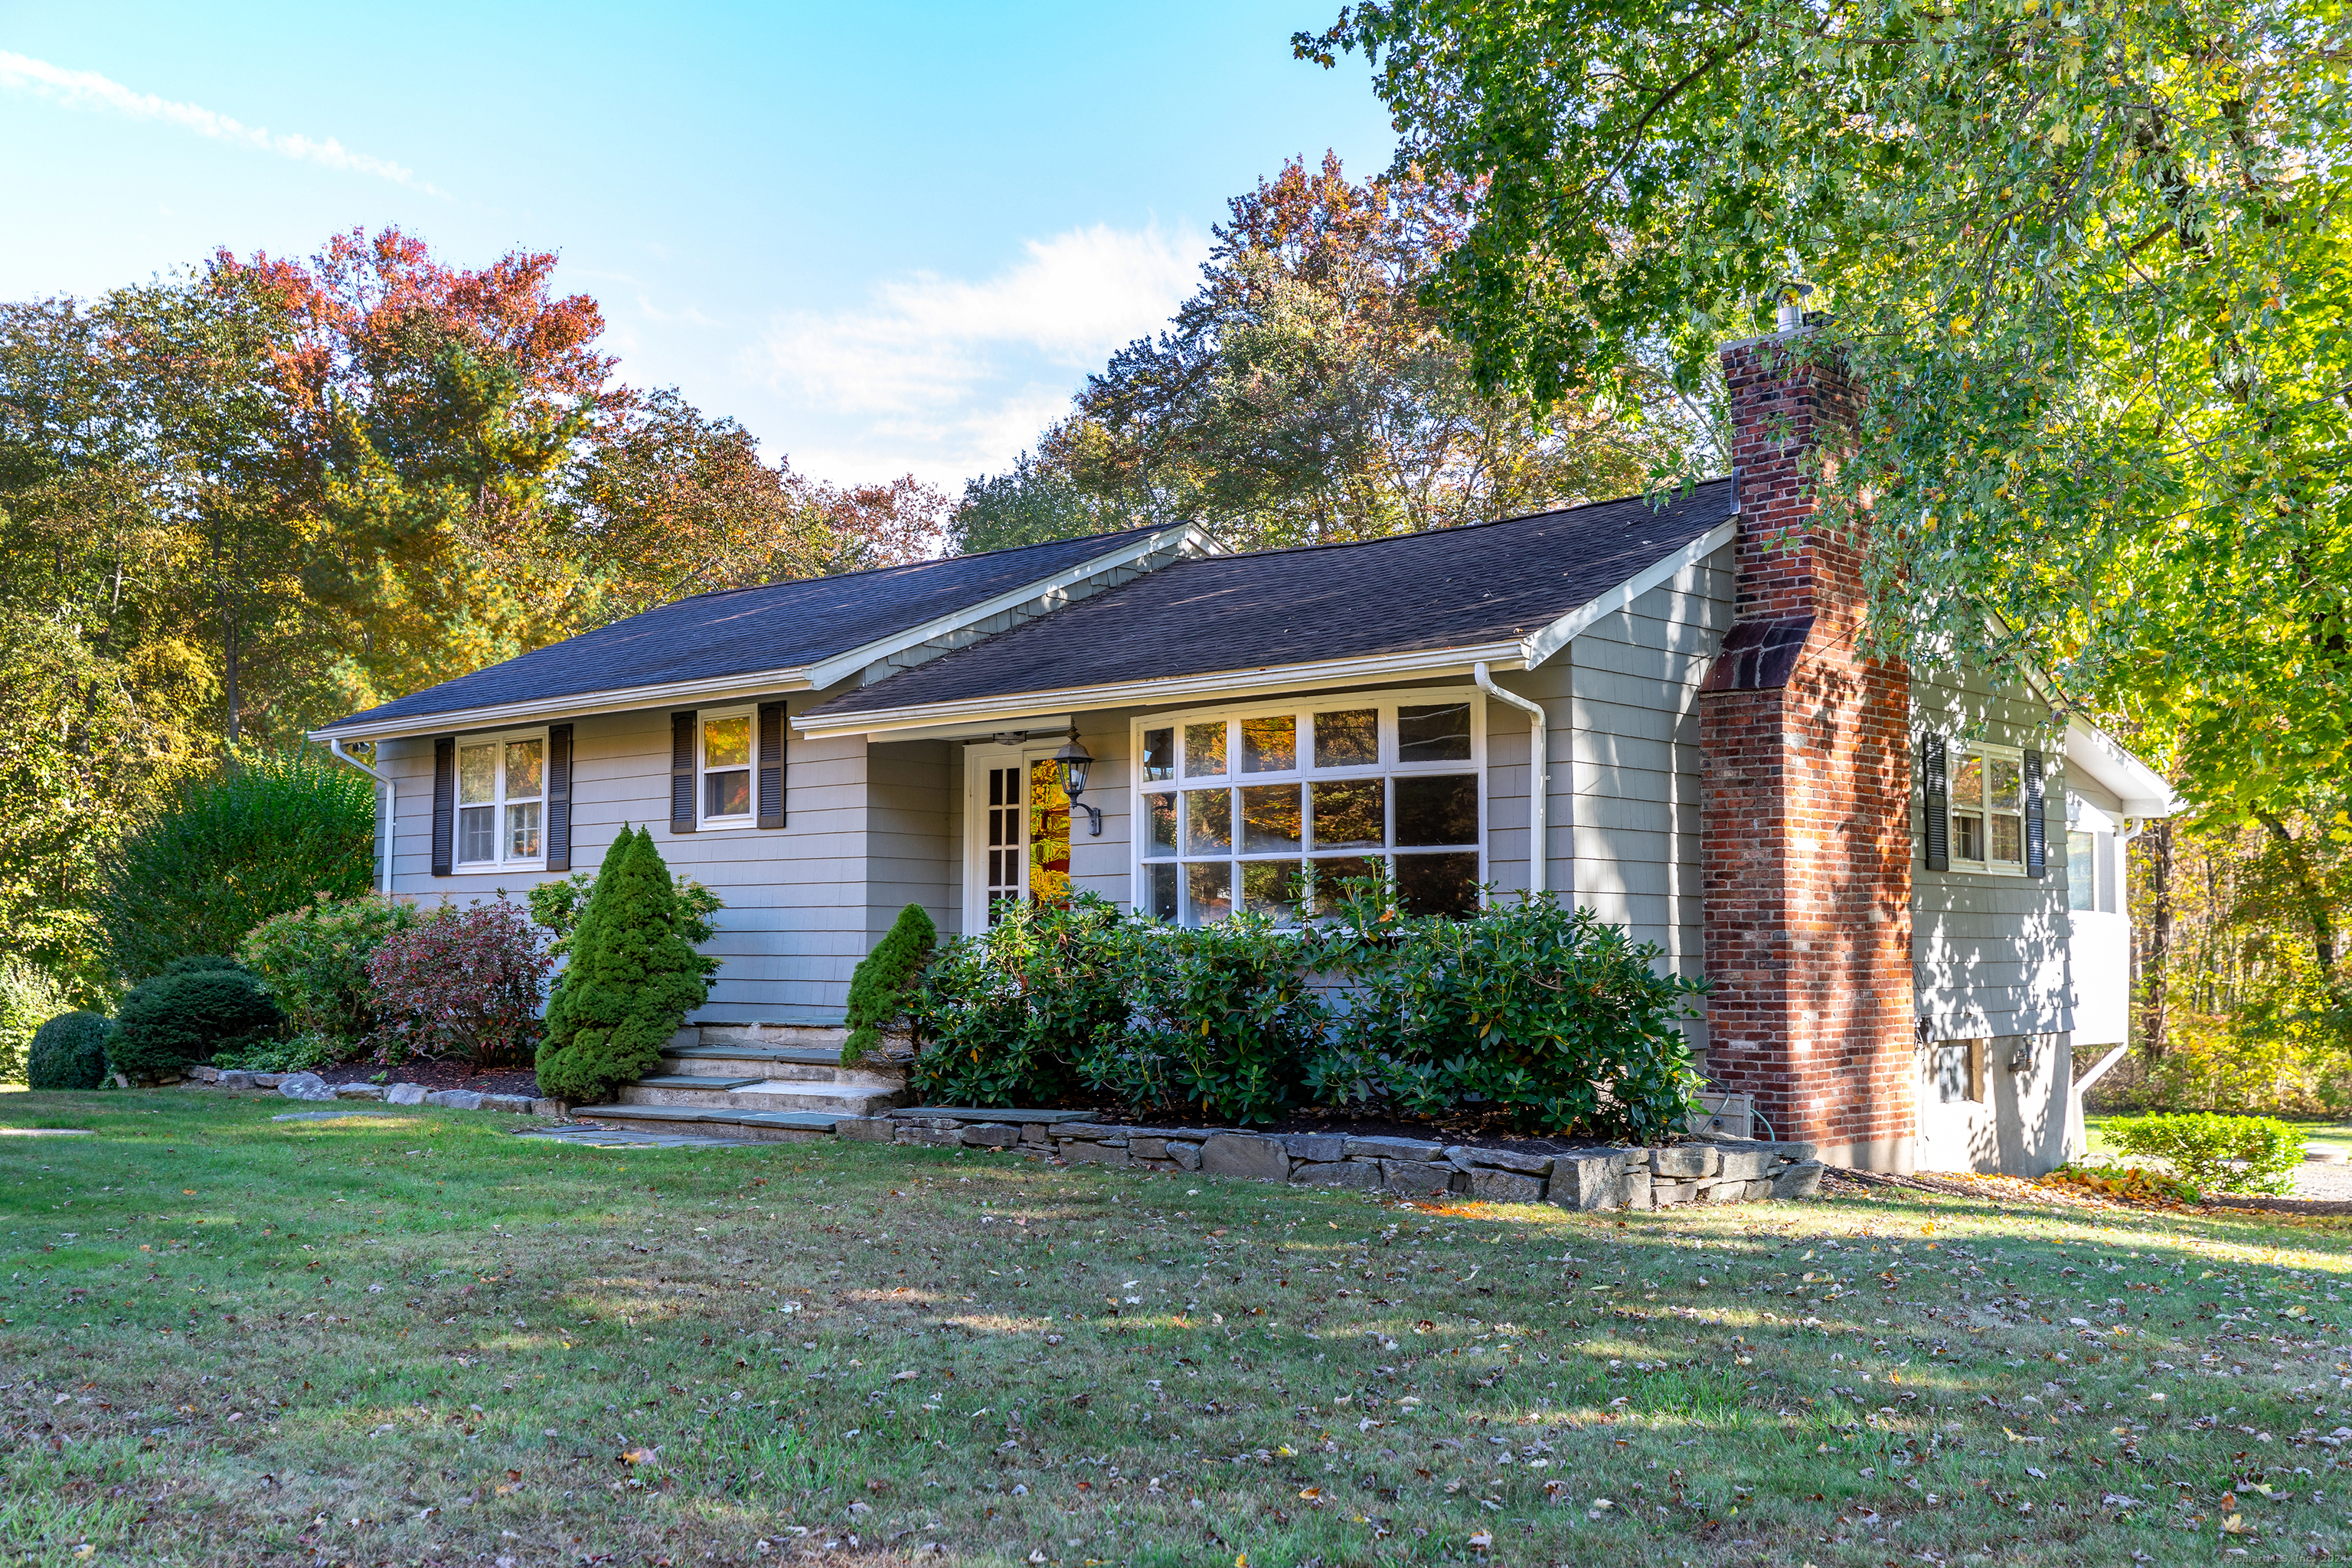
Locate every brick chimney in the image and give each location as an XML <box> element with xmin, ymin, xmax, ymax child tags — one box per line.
<box><xmin>1698</xmin><ymin>329</ymin><xmax>1916</xmax><ymax>1171</ymax></box>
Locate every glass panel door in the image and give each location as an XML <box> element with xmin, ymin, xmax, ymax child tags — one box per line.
<box><xmin>1027</xmin><ymin>758</ymin><xmax>1072</xmax><ymax>907</ymax></box>
<box><xmin>982</xmin><ymin>763</ymin><xmax>1026</xmax><ymax>925</ymax></box>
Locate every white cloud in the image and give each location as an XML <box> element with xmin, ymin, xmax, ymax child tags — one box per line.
<box><xmin>753</xmin><ymin>221</ymin><xmax>1205</xmax><ymax>482</ymax></box>
<box><xmin>0</xmin><ymin>51</ymin><xmax>439</xmax><ymax>193</ymax></box>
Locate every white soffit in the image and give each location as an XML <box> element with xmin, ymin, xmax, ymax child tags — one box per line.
<box><xmin>2063</xmin><ymin>717</ymin><xmax>2183</xmax><ymax>818</ymax></box>
<box><xmin>309</xmin><ymin>668</ymin><xmax>818</xmax><ymax>744</ymax></box>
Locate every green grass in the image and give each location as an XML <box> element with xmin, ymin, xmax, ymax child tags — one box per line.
<box><xmin>8</xmin><ymin>1093</ymin><xmax>2352</xmax><ymax>1566</ymax></box>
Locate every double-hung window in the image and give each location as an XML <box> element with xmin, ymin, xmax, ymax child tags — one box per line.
<box><xmin>1948</xmin><ymin>742</ymin><xmax>2028</xmax><ymax>874</ymax></box>
<box><xmin>1133</xmin><ymin>690</ymin><xmax>1485</xmax><ymax>926</ymax></box>
<box><xmin>699</xmin><ymin>708</ymin><xmax>755</xmax><ymax>827</ymax></box>
<box><xmin>454</xmin><ymin>729</ymin><xmax>547</xmax><ymax>871</ymax></box>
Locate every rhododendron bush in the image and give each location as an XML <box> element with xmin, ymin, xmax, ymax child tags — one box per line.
<box><xmin>365</xmin><ymin>900</ymin><xmax>551</xmax><ymax>1067</ymax></box>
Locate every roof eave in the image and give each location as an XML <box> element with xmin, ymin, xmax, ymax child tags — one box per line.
<box><xmin>2063</xmin><ymin>717</ymin><xmax>2184</xmax><ymax>818</ymax></box>
<box><xmin>308</xmin><ymin>668</ymin><xmax>822</xmax><ymax>745</ymax></box>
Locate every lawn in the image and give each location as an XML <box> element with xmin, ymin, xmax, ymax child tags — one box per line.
<box><xmin>6</xmin><ymin>1093</ymin><xmax>2352</xmax><ymax>1567</ymax></box>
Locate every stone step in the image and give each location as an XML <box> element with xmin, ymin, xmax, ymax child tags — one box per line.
<box><xmin>570</xmin><ymin>1103</ymin><xmax>844</xmax><ymax>1143</ymax></box>
<box><xmin>658</xmin><ymin>1047</ymin><xmax>906</xmax><ymax>1090</ymax></box>
<box><xmin>635</xmin><ymin>1073</ymin><xmax>766</xmax><ymax>1092</ymax></box>
<box><xmin>688</xmin><ymin>1022</ymin><xmax>850</xmax><ymax>1050</ymax></box>
<box><xmin>615</xmin><ymin>1079</ymin><xmax>906</xmax><ymax>1117</ymax></box>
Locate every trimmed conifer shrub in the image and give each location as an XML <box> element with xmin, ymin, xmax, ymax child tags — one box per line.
<box><xmin>843</xmin><ymin>903</ymin><xmax>938</xmax><ymax>1063</ymax></box>
<box><xmin>108</xmin><ymin>966</ymin><xmax>282</xmax><ymax>1078</ymax></box>
<box><xmin>534</xmin><ymin>828</ymin><xmax>711</xmax><ymax>1106</ymax></box>
<box><xmin>28</xmin><ymin>1011</ymin><xmax>112</xmax><ymax>1091</ymax></box>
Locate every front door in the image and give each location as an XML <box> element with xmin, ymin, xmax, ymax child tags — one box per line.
<box><xmin>963</xmin><ymin>746</ymin><xmax>1072</xmax><ymax>929</ymax></box>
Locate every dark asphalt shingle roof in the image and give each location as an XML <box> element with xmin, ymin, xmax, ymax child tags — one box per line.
<box><xmin>807</xmin><ymin>480</ymin><xmax>1733</xmax><ymax>718</ymax></box>
<box><xmin>322</xmin><ymin>527</ymin><xmax>1168</xmax><ymax>730</ymax></box>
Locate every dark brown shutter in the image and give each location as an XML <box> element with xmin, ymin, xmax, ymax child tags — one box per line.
<box><xmin>544</xmin><ymin>723</ymin><xmax>573</xmax><ymax>871</ymax></box>
<box><xmin>670</xmin><ymin>710</ymin><xmax>697</xmax><ymax>834</ymax></box>
<box><xmin>430</xmin><ymin>737</ymin><xmax>456</xmax><ymax>877</ymax></box>
<box><xmin>757</xmin><ymin>701</ymin><xmax>787</xmax><ymax>829</ymax></box>
<box><xmin>2024</xmin><ymin>746</ymin><xmax>2047</xmax><ymax>878</ymax></box>
<box><xmin>1922</xmin><ymin>733</ymin><xmax>1949</xmax><ymax>872</ymax></box>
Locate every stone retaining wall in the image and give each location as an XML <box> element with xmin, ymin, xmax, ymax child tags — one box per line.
<box><xmin>838</xmin><ymin>1109</ymin><xmax>1824</xmax><ymax>1210</ymax></box>
<box><xmin>185</xmin><ymin>1065</ymin><xmax>559</xmax><ymax>1117</ymax></box>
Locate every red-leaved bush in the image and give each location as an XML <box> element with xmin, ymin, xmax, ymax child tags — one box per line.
<box><xmin>364</xmin><ymin>901</ymin><xmax>552</xmax><ymax>1067</ymax></box>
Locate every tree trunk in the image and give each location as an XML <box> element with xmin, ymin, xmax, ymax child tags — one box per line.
<box><xmin>2258</xmin><ymin>811</ymin><xmax>2341</xmax><ymax>988</ymax></box>
<box><xmin>2139</xmin><ymin>818</ymin><xmax>2174</xmax><ymax>1060</ymax></box>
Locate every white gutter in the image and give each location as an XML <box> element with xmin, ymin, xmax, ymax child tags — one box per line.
<box><xmin>326</xmin><ymin>737</ymin><xmax>395</xmax><ymax>895</ymax></box>
<box><xmin>309</xmin><ymin>668</ymin><xmax>818</xmax><ymax>745</ymax></box>
<box><xmin>1474</xmin><ymin>662</ymin><xmax>1547</xmax><ymax>897</ymax></box>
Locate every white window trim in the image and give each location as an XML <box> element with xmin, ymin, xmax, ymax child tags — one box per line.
<box><xmin>1129</xmin><ymin>686</ymin><xmax>1488</xmax><ymax>926</ymax></box>
<box><xmin>697</xmin><ymin>704</ymin><xmax>759</xmax><ymax>831</ymax></box>
<box><xmin>1945</xmin><ymin>738</ymin><xmax>2031</xmax><ymax>877</ymax></box>
<box><xmin>451</xmin><ymin>725</ymin><xmax>550</xmax><ymax>874</ymax></box>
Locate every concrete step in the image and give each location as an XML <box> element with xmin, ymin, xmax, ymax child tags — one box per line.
<box><xmin>688</xmin><ymin>1022</ymin><xmax>850</xmax><ymax>1050</ymax></box>
<box><xmin>570</xmin><ymin>1103</ymin><xmax>845</xmax><ymax>1143</ymax></box>
<box><xmin>658</xmin><ymin>1047</ymin><xmax>906</xmax><ymax>1090</ymax></box>
<box><xmin>615</xmin><ymin>1078</ymin><xmax>905</xmax><ymax>1117</ymax></box>
<box><xmin>635</xmin><ymin>1073</ymin><xmax>766</xmax><ymax>1092</ymax></box>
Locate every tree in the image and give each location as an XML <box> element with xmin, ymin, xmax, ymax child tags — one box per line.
<box><xmin>534</xmin><ymin>828</ymin><xmax>712</xmax><ymax>1106</ymax></box>
<box><xmin>959</xmin><ymin>155</ymin><xmax>1707</xmax><ymax>555</ymax></box>
<box><xmin>1298</xmin><ymin>0</ymin><xmax>2352</xmax><ymax>822</ymax></box>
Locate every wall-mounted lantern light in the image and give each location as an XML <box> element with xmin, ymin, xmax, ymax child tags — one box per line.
<box><xmin>1052</xmin><ymin>729</ymin><xmax>1102</xmax><ymax>837</ymax></box>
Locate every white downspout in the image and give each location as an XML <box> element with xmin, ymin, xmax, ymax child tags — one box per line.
<box><xmin>1475</xmin><ymin>662</ymin><xmax>1546</xmax><ymax>898</ymax></box>
<box><xmin>328</xmin><ymin>737</ymin><xmax>395</xmax><ymax>896</ymax></box>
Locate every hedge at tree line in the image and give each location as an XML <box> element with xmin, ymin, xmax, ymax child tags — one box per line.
<box><xmin>96</xmin><ymin>746</ymin><xmax>376</xmax><ymax>985</ymax></box>
<box><xmin>908</xmin><ymin>890</ymin><xmax>1707</xmax><ymax>1138</ymax></box>
<box><xmin>535</xmin><ymin>827</ymin><xmax>713</xmax><ymax>1106</ymax></box>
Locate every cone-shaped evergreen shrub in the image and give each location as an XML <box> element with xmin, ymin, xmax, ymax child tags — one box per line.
<box><xmin>534</xmin><ymin>828</ymin><xmax>710</xmax><ymax>1105</ymax></box>
<box><xmin>843</xmin><ymin>903</ymin><xmax>938</xmax><ymax>1063</ymax></box>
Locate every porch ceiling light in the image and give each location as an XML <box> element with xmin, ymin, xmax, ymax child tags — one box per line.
<box><xmin>1053</xmin><ymin>730</ymin><xmax>1103</xmax><ymax>838</ymax></box>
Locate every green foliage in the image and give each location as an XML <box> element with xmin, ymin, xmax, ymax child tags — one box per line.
<box><xmin>95</xmin><ymin>746</ymin><xmax>374</xmax><ymax>985</ymax></box>
<box><xmin>107</xmin><ymin>966</ymin><xmax>280</xmax><ymax>1078</ymax></box>
<box><xmin>1119</xmin><ymin>915</ymin><xmax>1330</xmax><ymax>1125</ymax></box>
<box><xmin>907</xmin><ymin>897</ymin><xmax>1132</xmax><ymax>1109</ymax></box>
<box><xmin>209</xmin><ymin>1033</ymin><xmax>341</xmax><ymax>1075</ymax></box>
<box><xmin>1304</xmin><ymin>0</ymin><xmax>2352</xmax><ymax>817</ymax></box>
<box><xmin>1318</xmin><ymin>893</ymin><xmax>1707</xmax><ymax>1143</ymax></box>
<box><xmin>2106</xmin><ymin>1112</ymin><xmax>2307</xmax><ymax>1195</ymax></box>
<box><xmin>951</xmin><ymin>449</ymin><xmax>1134</xmax><ymax>556</ymax></box>
<box><xmin>236</xmin><ymin>895</ymin><xmax>419</xmax><ymax>1047</ymax></box>
<box><xmin>844</xmin><ymin>903</ymin><xmax>939</xmax><ymax>1064</ymax></box>
<box><xmin>0</xmin><ymin>962</ymin><xmax>67</xmax><ymax>1086</ymax></box>
<box><xmin>534</xmin><ymin>828</ymin><xmax>711</xmax><ymax>1105</ymax></box>
<box><xmin>526</xmin><ymin>864</ymin><xmax>721</xmax><ymax>968</ymax></box>
<box><xmin>28</xmin><ymin>1009</ymin><xmax>111</xmax><ymax>1091</ymax></box>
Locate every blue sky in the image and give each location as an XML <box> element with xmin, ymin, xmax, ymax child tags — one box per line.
<box><xmin>0</xmin><ymin>2</ymin><xmax>1396</xmax><ymax>488</ymax></box>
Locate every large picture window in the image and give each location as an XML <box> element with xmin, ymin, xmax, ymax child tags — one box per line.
<box><xmin>454</xmin><ymin>728</ymin><xmax>547</xmax><ymax>871</ymax></box>
<box><xmin>1132</xmin><ymin>691</ymin><xmax>1485</xmax><ymax>925</ymax></box>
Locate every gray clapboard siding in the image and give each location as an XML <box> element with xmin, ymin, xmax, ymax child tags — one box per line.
<box><xmin>866</xmin><ymin>739</ymin><xmax>957</xmax><ymax>948</ymax></box>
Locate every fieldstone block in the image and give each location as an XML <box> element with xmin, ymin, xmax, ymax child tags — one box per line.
<box><xmin>1129</xmin><ymin>1137</ymin><xmax>1169</xmax><ymax>1160</ymax></box>
<box><xmin>216</xmin><ymin>1070</ymin><xmax>258</xmax><ymax>1091</ymax></box>
<box><xmin>1293</xmin><ymin>1160</ymin><xmax>1380</xmax><ymax>1189</ymax></box>
<box><xmin>384</xmin><ymin>1083</ymin><xmax>428</xmax><ymax>1106</ymax></box>
<box><xmin>1021</xmin><ymin>1122</ymin><xmax>1050</xmax><ymax>1145</ymax></box>
<box><xmin>1713</xmin><ymin>1143</ymin><xmax>1780</xmax><ymax>1182</ymax></box>
<box><xmin>1380</xmin><ymin>1159</ymin><xmax>1457</xmax><ymax>1196</ymax></box>
<box><xmin>1651</xmin><ymin>1145</ymin><xmax>1717</xmax><ymax>1178</ymax></box>
<box><xmin>1168</xmin><ymin>1142</ymin><xmax>1202</xmax><ymax>1171</ymax></box>
<box><xmin>277</xmin><ymin>1073</ymin><xmax>333</xmax><ymax>1102</ymax></box>
<box><xmin>1201</xmin><ymin>1134</ymin><xmax>1290</xmax><ymax>1182</ymax></box>
<box><xmin>252</xmin><ymin>1073</ymin><xmax>289</xmax><ymax>1089</ymax></box>
<box><xmin>1651</xmin><ymin>1178</ymin><xmax>1698</xmax><ymax>1206</ymax></box>
<box><xmin>188</xmin><ymin>1065</ymin><xmax>221</xmax><ymax>1083</ymax></box>
<box><xmin>1465</xmin><ymin>1168</ymin><xmax>1544</xmax><ymax>1204</ymax></box>
<box><xmin>332</xmin><ymin>1082</ymin><xmax>384</xmax><ymax>1099</ymax></box>
<box><xmin>1347</xmin><ymin>1135</ymin><xmax>1444</xmax><ymax>1162</ymax></box>
<box><xmin>426</xmin><ymin>1089</ymin><xmax>483</xmax><ymax>1110</ymax></box>
<box><xmin>1702</xmin><ymin>1178</ymin><xmax>1747</xmax><ymax>1204</ymax></box>
<box><xmin>1771</xmin><ymin>1161</ymin><xmax>1825</xmax><ymax>1200</ymax></box>
<box><xmin>1619</xmin><ymin>1166</ymin><xmax>1654</xmax><ymax>1210</ymax></box>
<box><xmin>1743</xmin><ymin>1178</ymin><xmax>1778</xmax><ymax>1200</ymax></box>
<box><xmin>897</xmin><ymin>1126</ymin><xmax>963</xmax><ymax>1147</ymax></box>
<box><xmin>530</xmin><ymin>1099</ymin><xmax>564</xmax><ymax>1119</ymax></box>
<box><xmin>1060</xmin><ymin>1142</ymin><xmax>1129</xmax><ymax>1167</ymax></box>
<box><xmin>835</xmin><ymin>1116</ymin><xmax>893</xmax><ymax>1142</ymax></box>
<box><xmin>1056</xmin><ymin>1125</ymin><xmax>1129</xmax><ymax>1145</ymax></box>
<box><xmin>1770</xmin><ymin>1140</ymin><xmax>1821</xmax><ymax>1164</ymax></box>
<box><xmin>962</xmin><ymin>1122</ymin><xmax>1020</xmax><ymax>1148</ymax></box>
<box><xmin>1282</xmin><ymin>1133</ymin><xmax>1347</xmax><ymax>1163</ymax></box>
<box><xmin>1549</xmin><ymin>1150</ymin><xmax>1628</xmax><ymax>1211</ymax></box>
<box><xmin>485</xmin><ymin>1093</ymin><xmax>537</xmax><ymax>1114</ymax></box>
<box><xmin>1448</xmin><ymin>1145</ymin><xmax>1552</xmax><ymax>1175</ymax></box>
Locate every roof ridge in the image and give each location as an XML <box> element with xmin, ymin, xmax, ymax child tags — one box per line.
<box><xmin>664</xmin><ymin>520</ymin><xmax>1171</xmax><ymax>607</ymax></box>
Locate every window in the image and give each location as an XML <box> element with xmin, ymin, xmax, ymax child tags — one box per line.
<box><xmin>454</xmin><ymin>729</ymin><xmax>547</xmax><ymax>871</ymax></box>
<box><xmin>699</xmin><ymin>709</ymin><xmax>754</xmax><ymax>827</ymax></box>
<box><xmin>1133</xmin><ymin>691</ymin><xmax>1484</xmax><ymax>926</ymax></box>
<box><xmin>1927</xmin><ymin>1039</ymin><xmax>1985</xmax><ymax>1105</ymax></box>
<box><xmin>2068</xmin><ymin>815</ymin><xmax>2121</xmax><ymax>913</ymax></box>
<box><xmin>1948</xmin><ymin>742</ymin><xmax>2027</xmax><ymax>874</ymax></box>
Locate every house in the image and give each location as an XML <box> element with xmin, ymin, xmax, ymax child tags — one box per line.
<box><xmin>312</xmin><ymin>326</ymin><xmax>2177</xmax><ymax>1176</ymax></box>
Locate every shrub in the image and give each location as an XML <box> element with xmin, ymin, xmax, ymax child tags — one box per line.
<box><xmin>0</xmin><ymin>962</ymin><xmax>67</xmax><ymax>1085</ymax></box>
<box><xmin>1319</xmin><ymin>894</ymin><xmax>1706</xmax><ymax>1142</ymax></box>
<box><xmin>535</xmin><ymin>828</ymin><xmax>711</xmax><ymax>1105</ymax></box>
<box><xmin>367</xmin><ymin>900</ymin><xmax>551</xmax><ymax>1068</ymax></box>
<box><xmin>844</xmin><ymin>904</ymin><xmax>939</xmax><ymax>1063</ymax></box>
<box><xmin>96</xmin><ymin>746</ymin><xmax>374</xmax><ymax>985</ymax></box>
<box><xmin>1121</xmin><ymin>914</ymin><xmax>1328</xmax><ymax>1124</ymax></box>
<box><xmin>2106</xmin><ymin>1112</ymin><xmax>2305</xmax><ymax>1194</ymax></box>
<box><xmin>210</xmin><ymin>1034</ymin><xmax>341</xmax><ymax>1075</ymax></box>
<box><xmin>238</xmin><ymin>896</ymin><xmax>420</xmax><ymax>1047</ymax></box>
<box><xmin>908</xmin><ymin>896</ymin><xmax>1133</xmax><ymax>1108</ymax></box>
<box><xmin>527</xmin><ymin>864</ymin><xmax>722</xmax><ymax>967</ymax></box>
<box><xmin>108</xmin><ymin>966</ymin><xmax>282</xmax><ymax>1078</ymax></box>
<box><xmin>28</xmin><ymin>1010</ymin><xmax>111</xmax><ymax>1091</ymax></box>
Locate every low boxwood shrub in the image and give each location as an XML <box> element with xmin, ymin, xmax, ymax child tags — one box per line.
<box><xmin>909</xmin><ymin>896</ymin><xmax>1132</xmax><ymax>1108</ymax></box>
<box><xmin>2106</xmin><ymin>1112</ymin><xmax>2305</xmax><ymax>1194</ymax></box>
<box><xmin>28</xmin><ymin>1010</ymin><xmax>112</xmax><ymax>1090</ymax></box>
<box><xmin>844</xmin><ymin>903</ymin><xmax>939</xmax><ymax>1065</ymax></box>
<box><xmin>237</xmin><ymin>895</ymin><xmax>420</xmax><ymax>1050</ymax></box>
<box><xmin>108</xmin><ymin>965</ymin><xmax>282</xmax><ymax>1078</ymax></box>
<box><xmin>368</xmin><ymin>900</ymin><xmax>552</xmax><ymax>1068</ymax></box>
